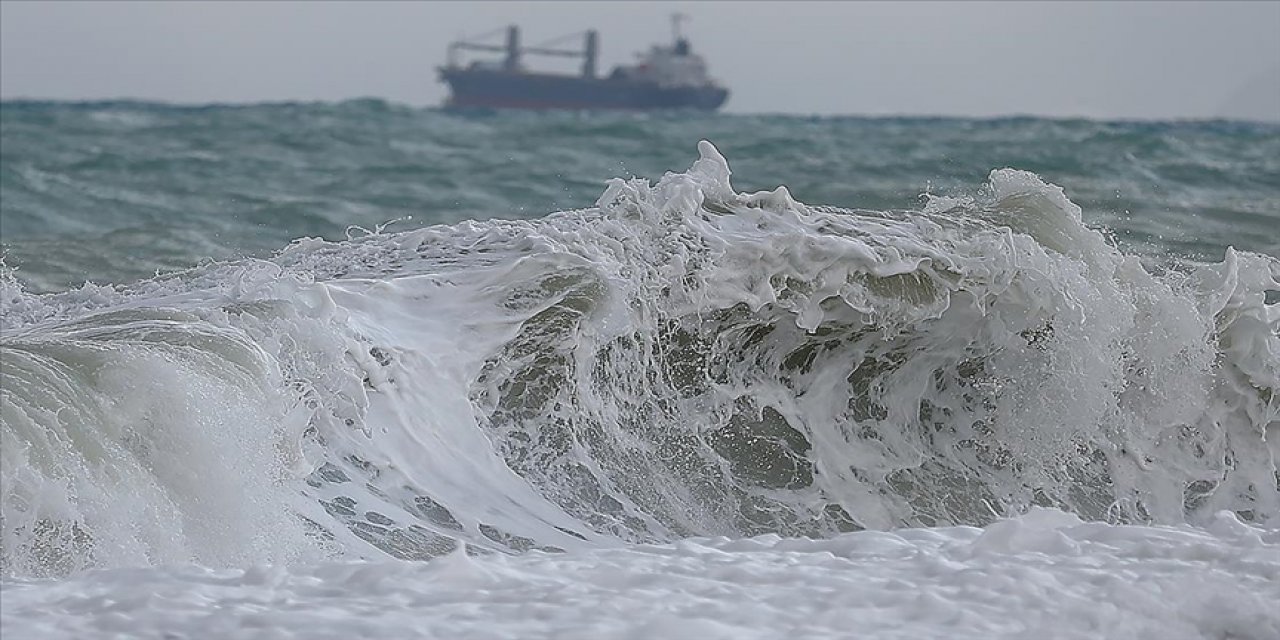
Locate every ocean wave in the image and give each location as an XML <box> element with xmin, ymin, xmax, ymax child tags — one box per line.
<box><xmin>2</xmin><ymin>142</ymin><xmax>1277</xmax><ymax>577</ymax></box>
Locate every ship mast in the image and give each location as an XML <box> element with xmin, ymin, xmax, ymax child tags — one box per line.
<box><xmin>671</xmin><ymin>12</ymin><xmax>688</xmax><ymax>42</ymax></box>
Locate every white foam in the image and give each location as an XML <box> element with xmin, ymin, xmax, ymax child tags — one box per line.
<box><xmin>2</xmin><ymin>142</ymin><xmax>1277</xmax><ymax>584</ymax></box>
<box><xmin>3</xmin><ymin>509</ymin><xmax>1276</xmax><ymax>640</ymax></box>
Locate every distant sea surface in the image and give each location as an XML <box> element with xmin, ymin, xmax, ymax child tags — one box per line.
<box><xmin>2</xmin><ymin>99</ymin><xmax>1276</xmax><ymax>292</ymax></box>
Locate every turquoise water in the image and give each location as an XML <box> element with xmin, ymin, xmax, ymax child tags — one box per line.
<box><xmin>3</xmin><ymin>99</ymin><xmax>1277</xmax><ymax>293</ymax></box>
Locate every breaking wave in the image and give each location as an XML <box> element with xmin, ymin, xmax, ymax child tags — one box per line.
<box><xmin>2</xmin><ymin>141</ymin><xmax>1277</xmax><ymax>577</ymax></box>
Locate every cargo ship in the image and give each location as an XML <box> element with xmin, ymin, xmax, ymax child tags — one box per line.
<box><xmin>438</xmin><ymin>15</ymin><xmax>729</xmax><ymax>111</ymax></box>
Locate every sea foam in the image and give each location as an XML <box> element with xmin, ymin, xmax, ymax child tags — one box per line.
<box><xmin>2</xmin><ymin>142</ymin><xmax>1277</xmax><ymax>578</ymax></box>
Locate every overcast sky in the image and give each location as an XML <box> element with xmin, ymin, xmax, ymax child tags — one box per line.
<box><xmin>2</xmin><ymin>1</ymin><xmax>1277</xmax><ymax>121</ymax></box>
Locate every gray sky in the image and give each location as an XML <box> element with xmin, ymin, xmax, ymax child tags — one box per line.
<box><xmin>2</xmin><ymin>1</ymin><xmax>1277</xmax><ymax>120</ymax></box>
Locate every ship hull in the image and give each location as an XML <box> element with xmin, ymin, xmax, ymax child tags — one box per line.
<box><xmin>439</xmin><ymin>68</ymin><xmax>728</xmax><ymax>111</ymax></box>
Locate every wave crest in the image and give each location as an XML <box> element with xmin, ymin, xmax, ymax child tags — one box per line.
<box><xmin>2</xmin><ymin>142</ymin><xmax>1276</xmax><ymax>577</ymax></box>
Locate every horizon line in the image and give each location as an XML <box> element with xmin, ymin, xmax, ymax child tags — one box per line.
<box><xmin>1</xmin><ymin>96</ymin><xmax>1276</xmax><ymax>126</ymax></box>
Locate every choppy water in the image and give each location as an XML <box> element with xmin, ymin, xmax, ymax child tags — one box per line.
<box><xmin>1</xmin><ymin>100</ymin><xmax>1277</xmax><ymax>580</ymax></box>
<box><xmin>3</xmin><ymin>100</ymin><xmax>1278</xmax><ymax>293</ymax></box>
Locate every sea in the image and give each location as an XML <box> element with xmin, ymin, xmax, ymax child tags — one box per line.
<box><xmin>1</xmin><ymin>100</ymin><xmax>1278</xmax><ymax>639</ymax></box>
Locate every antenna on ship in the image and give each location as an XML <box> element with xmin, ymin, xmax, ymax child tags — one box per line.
<box><xmin>671</xmin><ymin>12</ymin><xmax>688</xmax><ymax>42</ymax></box>
<box><xmin>671</xmin><ymin>13</ymin><xmax>691</xmax><ymax>55</ymax></box>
